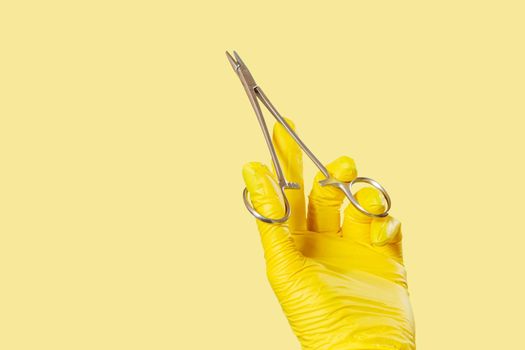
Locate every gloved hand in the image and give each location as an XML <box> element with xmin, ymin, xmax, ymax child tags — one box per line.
<box><xmin>242</xmin><ymin>119</ymin><xmax>415</xmax><ymax>350</ymax></box>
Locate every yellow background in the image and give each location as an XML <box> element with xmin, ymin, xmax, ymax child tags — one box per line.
<box><xmin>1</xmin><ymin>1</ymin><xmax>524</xmax><ymax>349</ymax></box>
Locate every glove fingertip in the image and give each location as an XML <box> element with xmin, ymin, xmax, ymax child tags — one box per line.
<box><xmin>342</xmin><ymin>188</ymin><xmax>386</xmax><ymax>228</ymax></box>
<box><xmin>325</xmin><ymin>156</ymin><xmax>357</xmax><ymax>182</ymax></box>
<box><xmin>243</xmin><ymin>161</ymin><xmax>264</xmax><ymax>177</ymax></box>
<box><xmin>242</xmin><ymin>162</ymin><xmax>285</xmax><ymax>219</ymax></box>
<box><xmin>371</xmin><ymin>216</ymin><xmax>402</xmax><ymax>246</ymax></box>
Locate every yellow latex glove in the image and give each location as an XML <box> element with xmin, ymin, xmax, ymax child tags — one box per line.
<box><xmin>242</xmin><ymin>119</ymin><xmax>415</xmax><ymax>350</ymax></box>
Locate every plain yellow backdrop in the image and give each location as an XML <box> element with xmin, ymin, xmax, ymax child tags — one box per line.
<box><xmin>1</xmin><ymin>1</ymin><xmax>524</xmax><ymax>349</ymax></box>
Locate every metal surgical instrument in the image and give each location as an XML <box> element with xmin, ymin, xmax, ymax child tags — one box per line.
<box><xmin>226</xmin><ymin>51</ymin><xmax>391</xmax><ymax>223</ymax></box>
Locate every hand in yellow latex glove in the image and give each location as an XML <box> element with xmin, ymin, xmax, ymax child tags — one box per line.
<box><xmin>242</xmin><ymin>119</ymin><xmax>415</xmax><ymax>350</ymax></box>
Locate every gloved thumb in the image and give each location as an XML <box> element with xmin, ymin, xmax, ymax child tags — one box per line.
<box><xmin>242</xmin><ymin>162</ymin><xmax>304</xmax><ymax>276</ymax></box>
